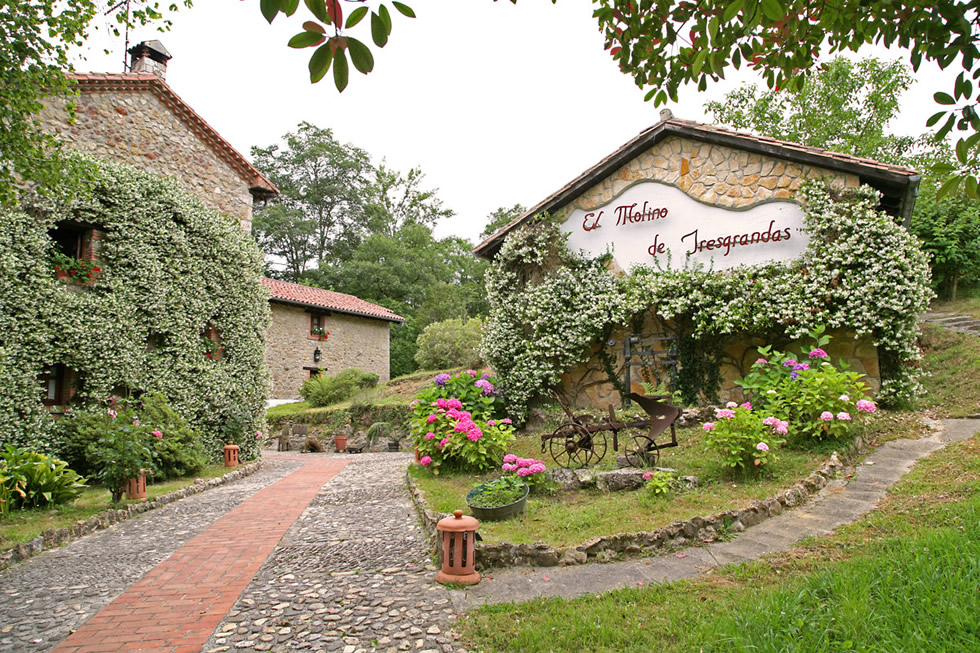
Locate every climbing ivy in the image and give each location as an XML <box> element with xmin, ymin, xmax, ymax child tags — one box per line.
<box><xmin>0</xmin><ymin>153</ymin><xmax>270</xmax><ymax>460</ymax></box>
<box><xmin>482</xmin><ymin>181</ymin><xmax>933</xmax><ymax>419</ymax></box>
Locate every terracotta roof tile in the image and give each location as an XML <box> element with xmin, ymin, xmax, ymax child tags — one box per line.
<box><xmin>67</xmin><ymin>72</ymin><xmax>278</xmax><ymax>198</ymax></box>
<box><xmin>261</xmin><ymin>277</ymin><xmax>404</xmax><ymax>323</ymax></box>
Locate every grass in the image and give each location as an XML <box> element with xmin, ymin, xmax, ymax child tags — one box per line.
<box><xmin>0</xmin><ymin>463</ymin><xmax>232</xmax><ymax>552</ymax></box>
<box><xmin>931</xmin><ymin>285</ymin><xmax>980</xmax><ymax>320</ymax></box>
<box><xmin>459</xmin><ymin>433</ymin><xmax>980</xmax><ymax>652</ymax></box>
<box><xmin>457</xmin><ymin>319</ymin><xmax>980</xmax><ymax>652</ymax></box>
<box><xmin>411</xmin><ymin>425</ymin><xmax>844</xmax><ymax>548</ymax></box>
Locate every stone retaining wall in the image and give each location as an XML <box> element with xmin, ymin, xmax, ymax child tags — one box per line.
<box><xmin>0</xmin><ymin>462</ymin><xmax>262</xmax><ymax>572</ymax></box>
<box><xmin>408</xmin><ymin>451</ymin><xmax>852</xmax><ymax>570</ymax></box>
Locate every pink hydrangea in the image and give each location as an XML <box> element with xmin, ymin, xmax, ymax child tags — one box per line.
<box><xmin>642</xmin><ymin>471</ymin><xmax>653</xmax><ymax>480</ymax></box>
<box><xmin>501</xmin><ymin>463</ymin><xmax>516</xmax><ymax>472</ymax></box>
<box><xmin>774</xmin><ymin>419</ymin><xmax>789</xmax><ymax>435</ymax></box>
<box><xmin>739</xmin><ymin>402</ymin><xmax>752</xmax><ymax>410</ymax></box>
<box><xmin>837</xmin><ymin>412</ymin><xmax>852</xmax><ymax>421</ymax></box>
<box><xmin>783</xmin><ymin>359</ymin><xmax>798</xmax><ymax>367</ymax></box>
<box><xmin>755</xmin><ymin>358</ymin><xmax>768</xmax><ymax>365</ymax></box>
<box><xmin>702</xmin><ymin>422</ymin><xmax>716</xmax><ymax>431</ymax></box>
<box><xmin>500</xmin><ymin>418</ymin><xmax>513</xmax><ymax>424</ymax></box>
<box><xmin>793</xmin><ymin>362</ymin><xmax>810</xmax><ymax>371</ymax></box>
<box><xmin>516</xmin><ymin>467</ymin><xmax>531</xmax><ymax>476</ymax></box>
<box><xmin>419</xmin><ymin>455</ymin><xmax>432</xmax><ymax>466</ymax></box>
<box><xmin>820</xmin><ymin>411</ymin><xmax>834</xmax><ymax>421</ymax></box>
<box><xmin>435</xmin><ymin>398</ymin><xmax>450</xmax><ymax>410</ymax></box>
<box><xmin>726</xmin><ymin>401</ymin><xmax>738</xmax><ymax>408</ymax></box>
<box><xmin>856</xmin><ymin>399</ymin><xmax>877</xmax><ymax>413</ymax></box>
<box><xmin>715</xmin><ymin>409</ymin><xmax>735</xmax><ymax>419</ymax></box>
<box><xmin>528</xmin><ymin>463</ymin><xmax>546</xmax><ymax>474</ymax></box>
<box><xmin>809</xmin><ymin>348</ymin><xmax>828</xmax><ymax>359</ymax></box>
<box><xmin>439</xmin><ymin>438</ymin><xmax>449</xmax><ymax>449</ymax></box>
<box><xmin>756</xmin><ymin>442</ymin><xmax>769</xmax><ymax>452</ymax></box>
<box><xmin>256</xmin><ymin>430</ymin><xmax>263</xmax><ymax>439</ymax></box>
<box><xmin>466</xmin><ymin>369</ymin><xmax>477</xmax><ymax>377</ymax></box>
<box><xmin>448</xmin><ymin>398</ymin><xmax>463</xmax><ymax>410</ymax></box>
<box><xmin>152</xmin><ymin>430</ymin><xmax>163</xmax><ymax>438</ymax></box>
<box><xmin>426</xmin><ymin>414</ymin><xmax>438</xmax><ymax>424</ymax></box>
<box><xmin>467</xmin><ymin>430</ymin><xmax>482</xmax><ymax>442</ymax></box>
<box><xmin>762</xmin><ymin>416</ymin><xmax>777</xmax><ymax>426</ymax></box>
<box><xmin>488</xmin><ymin>419</ymin><xmax>497</xmax><ymax>426</ymax></box>
<box><xmin>424</xmin><ymin>432</ymin><xmax>436</xmax><ymax>440</ymax></box>
<box><xmin>503</xmin><ymin>453</ymin><xmax>517</xmax><ymax>464</ymax></box>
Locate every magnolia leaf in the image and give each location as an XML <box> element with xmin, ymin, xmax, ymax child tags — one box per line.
<box><xmin>379</xmin><ymin>4</ymin><xmax>393</xmax><ymax>32</ymax></box>
<box><xmin>347</xmin><ymin>37</ymin><xmax>374</xmax><ymax>74</ymax></box>
<box><xmin>288</xmin><ymin>31</ymin><xmax>326</xmax><ymax>48</ymax></box>
<box><xmin>392</xmin><ymin>1</ymin><xmax>416</xmax><ymax>18</ymax></box>
<box><xmin>370</xmin><ymin>11</ymin><xmax>389</xmax><ymax>47</ymax></box>
<box><xmin>304</xmin><ymin>0</ymin><xmax>328</xmax><ymax>24</ymax></box>
<box><xmin>333</xmin><ymin>48</ymin><xmax>349</xmax><ymax>92</ymax></box>
<box><xmin>346</xmin><ymin>6</ymin><xmax>369</xmax><ymax>28</ymax></box>
<box><xmin>308</xmin><ymin>43</ymin><xmax>334</xmax><ymax>83</ymax></box>
<box><xmin>260</xmin><ymin>0</ymin><xmax>280</xmax><ymax>23</ymax></box>
<box><xmin>935</xmin><ymin>91</ymin><xmax>956</xmax><ymax>105</ymax></box>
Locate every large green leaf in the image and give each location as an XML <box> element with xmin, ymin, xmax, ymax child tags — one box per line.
<box><xmin>392</xmin><ymin>2</ymin><xmax>416</xmax><ymax>18</ymax></box>
<box><xmin>333</xmin><ymin>48</ymin><xmax>349</xmax><ymax>92</ymax></box>
<box><xmin>308</xmin><ymin>43</ymin><xmax>334</xmax><ymax>83</ymax></box>
<box><xmin>370</xmin><ymin>11</ymin><xmax>389</xmax><ymax>47</ymax></box>
<box><xmin>304</xmin><ymin>0</ymin><xmax>328</xmax><ymax>24</ymax></box>
<box><xmin>346</xmin><ymin>6</ymin><xmax>369</xmax><ymax>28</ymax></box>
<box><xmin>288</xmin><ymin>31</ymin><xmax>326</xmax><ymax>48</ymax></box>
<box><xmin>260</xmin><ymin>0</ymin><xmax>280</xmax><ymax>23</ymax></box>
<box><xmin>347</xmin><ymin>37</ymin><xmax>374</xmax><ymax>74</ymax></box>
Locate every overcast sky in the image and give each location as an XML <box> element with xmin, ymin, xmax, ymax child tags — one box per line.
<box><xmin>73</xmin><ymin>1</ymin><xmax>953</xmax><ymax>245</ymax></box>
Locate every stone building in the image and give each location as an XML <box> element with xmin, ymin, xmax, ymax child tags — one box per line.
<box><xmin>262</xmin><ymin>278</ymin><xmax>404</xmax><ymax>399</ymax></box>
<box><xmin>475</xmin><ymin>111</ymin><xmax>922</xmax><ymax>407</ymax></box>
<box><xmin>38</xmin><ymin>41</ymin><xmax>277</xmax><ymax>233</ymax></box>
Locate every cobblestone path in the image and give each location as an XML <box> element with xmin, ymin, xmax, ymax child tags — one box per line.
<box><xmin>0</xmin><ymin>452</ymin><xmax>464</xmax><ymax>653</ymax></box>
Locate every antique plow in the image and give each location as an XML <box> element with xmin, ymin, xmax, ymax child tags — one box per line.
<box><xmin>541</xmin><ymin>391</ymin><xmax>682</xmax><ymax>469</ymax></box>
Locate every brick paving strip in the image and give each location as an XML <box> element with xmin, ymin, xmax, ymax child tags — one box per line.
<box><xmin>51</xmin><ymin>457</ymin><xmax>347</xmax><ymax>653</ymax></box>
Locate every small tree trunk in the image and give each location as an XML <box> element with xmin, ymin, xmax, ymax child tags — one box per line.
<box><xmin>951</xmin><ymin>273</ymin><xmax>959</xmax><ymax>301</ymax></box>
<box><xmin>111</xmin><ymin>487</ymin><xmax>124</xmax><ymax>503</ymax></box>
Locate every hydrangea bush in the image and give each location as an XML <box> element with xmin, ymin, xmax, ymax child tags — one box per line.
<box><xmin>0</xmin><ymin>153</ymin><xmax>270</xmax><ymax>460</ymax></box>
<box><xmin>737</xmin><ymin>329</ymin><xmax>877</xmax><ymax>440</ymax></box>
<box><xmin>409</xmin><ymin>370</ymin><xmax>506</xmax><ymax>424</ymax></box>
<box><xmin>500</xmin><ymin>453</ymin><xmax>549</xmax><ymax>493</ymax></box>
<box><xmin>483</xmin><ymin>182</ymin><xmax>932</xmax><ymax>418</ymax></box>
<box><xmin>702</xmin><ymin>403</ymin><xmax>785</xmax><ymax>471</ymax></box>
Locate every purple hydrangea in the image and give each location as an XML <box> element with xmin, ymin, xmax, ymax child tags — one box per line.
<box><xmin>434</xmin><ymin>373</ymin><xmax>451</xmax><ymax>386</ymax></box>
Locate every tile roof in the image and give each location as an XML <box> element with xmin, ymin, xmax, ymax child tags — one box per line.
<box><xmin>261</xmin><ymin>277</ymin><xmax>404</xmax><ymax>323</ymax></box>
<box><xmin>474</xmin><ymin>115</ymin><xmax>921</xmax><ymax>259</ymax></box>
<box><xmin>68</xmin><ymin>73</ymin><xmax>278</xmax><ymax>198</ymax></box>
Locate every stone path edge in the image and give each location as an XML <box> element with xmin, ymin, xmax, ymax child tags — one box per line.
<box><xmin>0</xmin><ymin>460</ymin><xmax>263</xmax><ymax>573</ymax></box>
<box><xmin>407</xmin><ymin>443</ymin><xmax>874</xmax><ymax>570</ymax></box>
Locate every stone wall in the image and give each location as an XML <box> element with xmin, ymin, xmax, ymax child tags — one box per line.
<box><xmin>265</xmin><ymin>302</ymin><xmax>392</xmax><ymax>399</ymax></box>
<box><xmin>563</xmin><ymin>319</ymin><xmax>880</xmax><ymax>410</ymax></box>
<box><xmin>565</xmin><ymin>135</ymin><xmax>859</xmax><ymax>215</ymax></box>
<box><xmin>39</xmin><ymin>92</ymin><xmax>255</xmax><ymax>232</ymax></box>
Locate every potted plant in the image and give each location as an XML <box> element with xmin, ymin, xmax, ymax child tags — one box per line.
<box><xmin>465</xmin><ymin>475</ymin><xmax>529</xmax><ymax>521</ymax></box>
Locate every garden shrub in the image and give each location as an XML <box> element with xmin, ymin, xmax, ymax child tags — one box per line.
<box><xmin>409</xmin><ymin>370</ymin><xmax>506</xmax><ymax>424</ymax></box>
<box><xmin>0</xmin><ymin>153</ymin><xmax>269</xmax><ymax>459</ymax></box>
<box><xmin>85</xmin><ymin>406</ymin><xmax>158</xmax><ymax>502</ymax></box>
<box><xmin>500</xmin><ymin>453</ymin><xmax>552</xmax><ymax>494</ymax></box>
<box><xmin>736</xmin><ymin>329</ymin><xmax>877</xmax><ymax>441</ymax></box>
<box><xmin>414</xmin><ymin>318</ymin><xmax>484</xmax><ymax>370</ymax></box>
<box><xmin>702</xmin><ymin>404</ymin><xmax>785</xmax><ymax>472</ymax></box>
<box><xmin>299</xmin><ymin>368</ymin><xmax>380</xmax><ymax>407</ymax></box>
<box><xmin>0</xmin><ymin>445</ymin><xmax>86</xmax><ymax>513</ymax></box>
<box><xmin>414</xmin><ymin>404</ymin><xmax>516</xmax><ymax>474</ymax></box>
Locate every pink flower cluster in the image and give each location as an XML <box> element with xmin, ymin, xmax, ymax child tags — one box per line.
<box><xmin>762</xmin><ymin>416</ymin><xmax>789</xmax><ymax>435</ymax></box>
<box><xmin>715</xmin><ymin>408</ymin><xmax>735</xmax><ymax>419</ymax></box>
<box><xmin>856</xmin><ymin>399</ymin><xmax>877</xmax><ymax>413</ymax></box>
<box><xmin>434</xmin><ymin>397</ymin><xmax>464</xmax><ymax>411</ymax></box>
<box><xmin>152</xmin><ymin>430</ymin><xmax>163</xmax><ymax>438</ymax></box>
<box><xmin>809</xmin><ymin>348</ymin><xmax>828</xmax><ymax>359</ymax></box>
<box><xmin>501</xmin><ymin>453</ymin><xmax>546</xmax><ymax>476</ymax></box>
<box><xmin>419</xmin><ymin>455</ymin><xmax>432</xmax><ymax>466</ymax></box>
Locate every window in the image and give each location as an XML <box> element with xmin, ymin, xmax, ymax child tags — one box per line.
<box><xmin>310</xmin><ymin>313</ymin><xmax>329</xmax><ymax>340</ymax></box>
<box><xmin>49</xmin><ymin>221</ymin><xmax>101</xmax><ymax>284</ymax></box>
<box><xmin>40</xmin><ymin>365</ymin><xmax>74</xmax><ymax>407</ymax></box>
<box><xmin>201</xmin><ymin>323</ymin><xmax>224</xmax><ymax>361</ymax></box>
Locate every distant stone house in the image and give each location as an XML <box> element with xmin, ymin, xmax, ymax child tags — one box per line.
<box><xmin>262</xmin><ymin>278</ymin><xmax>404</xmax><ymax>399</ymax></box>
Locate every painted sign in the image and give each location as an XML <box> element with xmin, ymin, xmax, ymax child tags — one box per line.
<box><xmin>561</xmin><ymin>181</ymin><xmax>809</xmax><ymax>271</ymax></box>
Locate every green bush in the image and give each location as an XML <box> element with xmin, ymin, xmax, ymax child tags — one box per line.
<box><xmin>84</xmin><ymin>406</ymin><xmax>157</xmax><ymax>502</ymax></box>
<box><xmin>0</xmin><ymin>445</ymin><xmax>86</xmax><ymax>514</ymax></box>
<box><xmin>299</xmin><ymin>368</ymin><xmax>380</xmax><ymax>407</ymax></box>
<box><xmin>414</xmin><ymin>318</ymin><xmax>484</xmax><ymax>370</ymax></box>
<box><xmin>702</xmin><ymin>405</ymin><xmax>784</xmax><ymax>472</ymax></box>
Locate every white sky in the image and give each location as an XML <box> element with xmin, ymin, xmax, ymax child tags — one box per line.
<box><xmin>72</xmin><ymin>1</ymin><xmax>955</xmax><ymax>245</ymax></box>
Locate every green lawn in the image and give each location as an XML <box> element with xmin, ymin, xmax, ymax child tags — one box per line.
<box><xmin>0</xmin><ymin>463</ymin><xmax>233</xmax><ymax>552</ymax></box>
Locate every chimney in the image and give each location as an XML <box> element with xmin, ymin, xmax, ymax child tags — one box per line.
<box><xmin>127</xmin><ymin>40</ymin><xmax>172</xmax><ymax>80</ymax></box>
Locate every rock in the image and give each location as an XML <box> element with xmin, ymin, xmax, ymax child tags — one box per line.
<box><xmin>595</xmin><ymin>468</ymin><xmax>646</xmax><ymax>492</ymax></box>
<box><xmin>546</xmin><ymin>468</ymin><xmax>582</xmax><ymax>491</ymax></box>
<box><xmin>559</xmin><ymin>549</ymin><xmax>587</xmax><ymax>566</ymax></box>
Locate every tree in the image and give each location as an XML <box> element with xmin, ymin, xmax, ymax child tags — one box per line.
<box><xmin>251</xmin><ymin>123</ymin><xmax>372</xmax><ymax>279</ymax></box>
<box><xmin>363</xmin><ymin>164</ymin><xmax>454</xmax><ymax>238</ymax></box>
<box><xmin>706</xmin><ymin>57</ymin><xmax>929</xmax><ymax>166</ymax></box>
<box><xmin>593</xmin><ymin>0</ymin><xmax>980</xmax><ymax>198</ymax></box>
<box><xmin>481</xmin><ymin>204</ymin><xmax>527</xmax><ymax>240</ymax></box>
<box><xmin>911</xmin><ymin>185</ymin><xmax>980</xmax><ymax>299</ymax></box>
<box><xmin>0</xmin><ymin>1</ymin><xmax>187</xmax><ymax>206</ymax></box>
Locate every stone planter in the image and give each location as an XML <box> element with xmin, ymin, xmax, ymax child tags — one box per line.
<box><xmin>465</xmin><ymin>482</ymin><xmax>529</xmax><ymax>521</ymax></box>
